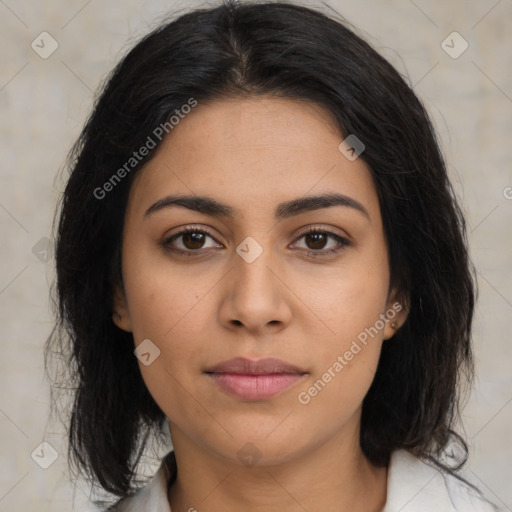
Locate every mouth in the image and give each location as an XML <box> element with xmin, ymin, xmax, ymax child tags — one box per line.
<box><xmin>204</xmin><ymin>357</ymin><xmax>308</xmax><ymax>401</ymax></box>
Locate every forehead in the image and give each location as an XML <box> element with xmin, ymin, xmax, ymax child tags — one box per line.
<box><xmin>127</xmin><ymin>96</ymin><xmax>379</xmax><ymax>222</ymax></box>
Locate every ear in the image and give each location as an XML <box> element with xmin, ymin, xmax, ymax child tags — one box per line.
<box><xmin>112</xmin><ymin>284</ymin><xmax>133</xmax><ymax>332</ymax></box>
<box><xmin>382</xmin><ymin>289</ymin><xmax>409</xmax><ymax>341</ymax></box>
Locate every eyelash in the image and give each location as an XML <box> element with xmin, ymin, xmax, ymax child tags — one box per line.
<box><xmin>161</xmin><ymin>225</ymin><xmax>351</xmax><ymax>259</ymax></box>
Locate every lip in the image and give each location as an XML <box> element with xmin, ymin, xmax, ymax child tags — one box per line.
<box><xmin>205</xmin><ymin>357</ymin><xmax>308</xmax><ymax>401</ymax></box>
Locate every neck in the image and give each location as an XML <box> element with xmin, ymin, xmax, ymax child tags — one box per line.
<box><xmin>167</xmin><ymin>423</ymin><xmax>387</xmax><ymax>512</ymax></box>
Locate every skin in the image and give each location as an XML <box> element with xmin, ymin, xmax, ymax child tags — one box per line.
<box><xmin>113</xmin><ymin>95</ymin><xmax>407</xmax><ymax>512</ymax></box>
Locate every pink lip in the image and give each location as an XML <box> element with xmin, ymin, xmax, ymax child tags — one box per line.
<box><xmin>205</xmin><ymin>357</ymin><xmax>308</xmax><ymax>401</ymax></box>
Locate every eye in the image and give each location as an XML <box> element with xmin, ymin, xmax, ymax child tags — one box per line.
<box><xmin>292</xmin><ymin>227</ymin><xmax>351</xmax><ymax>257</ymax></box>
<box><xmin>161</xmin><ymin>226</ymin><xmax>222</xmax><ymax>256</ymax></box>
<box><xmin>161</xmin><ymin>225</ymin><xmax>351</xmax><ymax>258</ymax></box>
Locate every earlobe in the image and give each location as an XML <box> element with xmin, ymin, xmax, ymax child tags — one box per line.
<box><xmin>382</xmin><ymin>293</ymin><xmax>409</xmax><ymax>340</ymax></box>
<box><xmin>112</xmin><ymin>285</ymin><xmax>133</xmax><ymax>332</ymax></box>
<box><xmin>383</xmin><ymin>318</ymin><xmax>402</xmax><ymax>340</ymax></box>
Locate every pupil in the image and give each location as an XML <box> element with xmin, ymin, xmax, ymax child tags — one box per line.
<box><xmin>184</xmin><ymin>232</ymin><xmax>204</xmax><ymax>249</ymax></box>
<box><xmin>307</xmin><ymin>233</ymin><xmax>326</xmax><ymax>249</ymax></box>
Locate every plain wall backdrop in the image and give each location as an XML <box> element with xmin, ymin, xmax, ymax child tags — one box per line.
<box><xmin>0</xmin><ymin>0</ymin><xmax>511</xmax><ymax>510</ymax></box>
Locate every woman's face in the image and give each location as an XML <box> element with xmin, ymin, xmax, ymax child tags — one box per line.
<box><xmin>114</xmin><ymin>96</ymin><xmax>406</xmax><ymax>466</ymax></box>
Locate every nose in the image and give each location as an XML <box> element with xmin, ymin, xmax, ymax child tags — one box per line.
<box><xmin>218</xmin><ymin>241</ymin><xmax>293</xmax><ymax>334</ymax></box>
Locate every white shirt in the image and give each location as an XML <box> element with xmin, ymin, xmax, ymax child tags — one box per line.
<box><xmin>108</xmin><ymin>449</ymin><xmax>500</xmax><ymax>511</ymax></box>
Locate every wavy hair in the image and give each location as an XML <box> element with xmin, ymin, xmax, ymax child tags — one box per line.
<box><xmin>46</xmin><ymin>0</ymin><xmax>476</xmax><ymax>501</ymax></box>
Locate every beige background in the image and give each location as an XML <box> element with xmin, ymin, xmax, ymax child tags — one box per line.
<box><xmin>0</xmin><ymin>0</ymin><xmax>511</xmax><ymax>510</ymax></box>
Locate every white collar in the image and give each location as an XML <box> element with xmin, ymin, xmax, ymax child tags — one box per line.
<box><xmin>383</xmin><ymin>449</ymin><xmax>458</xmax><ymax>511</ymax></box>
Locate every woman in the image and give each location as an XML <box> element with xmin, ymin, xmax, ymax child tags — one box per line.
<box><xmin>46</xmin><ymin>1</ymin><xmax>500</xmax><ymax>510</ymax></box>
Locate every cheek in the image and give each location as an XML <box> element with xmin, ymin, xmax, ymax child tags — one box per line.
<box><xmin>296</xmin><ymin>253</ymin><xmax>390</xmax><ymax>351</ymax></box>
<box><xmin>122</xmin><ymin>237</ymin><xmax>216</xmax><ymax>342</ymax></box>
<box><xmin>293</xmin><ymin>249</ymin><xmax>390</xmax><ymax>408</ymax></box>
<box><xmin>121</xmin><ymin>247</ymin><xmax>217</xmax><ymax>408</ymax></box>
<box><xmin>295</xmin><ymin>268</ymin><xmax>389</xmax><ymax>414</ymax></box>
<box><xmin>125</xmin><ymin>269</ymin><xmax>211</xmax><ymax>423</ymax></box>
<box><xmin>126</xmin><ymin>274</ymin><xmax>212</xmax><ymax>376</ymax></box>
<box><xmin>296</xmin><ymin>357</ymin><xmax>379</xmax><ymax>433</ymax></box>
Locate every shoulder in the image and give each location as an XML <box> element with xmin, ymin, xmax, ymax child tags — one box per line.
<box><xmin>105</xmin><ymin>453</ymin><xmax>175</xmax><ymax>512</ymax></box>
<box><xmin>383</xmin><ymin>449</ymin><xmax>501</xmax><ymax>512</ymax></box>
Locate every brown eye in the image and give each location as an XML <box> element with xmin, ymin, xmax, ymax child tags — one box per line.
<box><xmin>181</xmin><ymin>231</ymin><xmax>207</xmax><ymax>250</ymax></box>
<box><xmin>293</xmin><ymin>228</ymin><xmax>350</xmax><ymax>257</ymax></box>
<box><xmin>304</xmin><ymin>232</ymin><xmax>329</xmax><ymax>250</ymax></box>
<box><xmin>162</xmin><ymin>227</ymin><xmax>222</xmax><ymax>255</ymax></box>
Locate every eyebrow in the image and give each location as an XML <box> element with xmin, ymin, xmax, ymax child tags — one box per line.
<box><xmin>144</xmin><ymin>192</ymin><xmax>370</xmax><ymax>221</ymax></box>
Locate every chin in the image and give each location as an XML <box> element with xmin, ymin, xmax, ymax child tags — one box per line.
<box><xmin>208</xmin><ymin>428</ymin><xmax>308</xmax><ymax>468</ymax></box>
